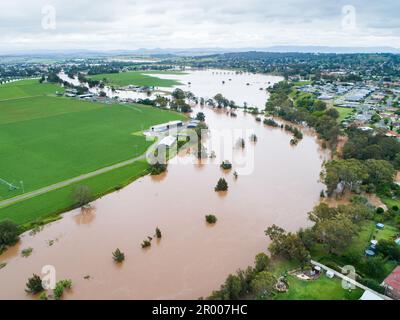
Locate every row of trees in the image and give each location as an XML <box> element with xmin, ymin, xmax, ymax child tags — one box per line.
<box><xmin>265</xmin><ymin>82</ymin><xmax>341</xmax><ymax>149</ymax></box>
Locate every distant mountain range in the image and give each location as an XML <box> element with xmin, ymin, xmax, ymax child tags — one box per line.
<box><xmin>127</xmin><ymin>46</ymin><xmax>400</xmax><ymax>55</ymax></box>
<box><xmin>1</xmin><ymin>46</ymin><xmax>399</xmax><ymax>57</ymax></box>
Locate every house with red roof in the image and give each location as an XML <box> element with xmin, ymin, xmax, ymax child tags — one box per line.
<box><xmin>385</xmin><ymin>131</ymin><xmax>400</xmax><ymax>140</ymax></box>
<box><xmin>382</xmin><ymin>266</ymin><xmax>400</xmax><ymax>299</ymax></box>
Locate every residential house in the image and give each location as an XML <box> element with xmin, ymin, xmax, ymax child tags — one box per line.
<box><xmin>381</xmin><ymin>266</ymin><xmax>400</xmax><ymax>299</ymax></box>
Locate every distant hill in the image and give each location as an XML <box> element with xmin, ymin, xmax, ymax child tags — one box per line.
<box><xmin>258</xmin><ymin>46</ymin><xmax>400</xmax><ymax>54</ymax></box>
<box><xmin>1</xmin><ymin>46</ymin><xmax>399</xmax><ymax>58</ymax></box>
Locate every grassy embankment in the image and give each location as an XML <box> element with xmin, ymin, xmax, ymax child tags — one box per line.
<box><xmin>334</xmin><ymin>107</ymin><xmax>354</xmax><ymax>122</ymax></box>
<box><xmin>88</xmin><ymin>70</ymin><xmax>185</xmax><ymax>87</ymax></box>
<box><xmin>0</xmin><ymin>79</ymin><xmax>186</xmax><ymax>229</ymax></box>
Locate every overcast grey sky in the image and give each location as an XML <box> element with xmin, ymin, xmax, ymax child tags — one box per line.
<box><xmin>1</xmin><ymin>0</ymin><xmax>399</xmax><ymax>51</ymax></box>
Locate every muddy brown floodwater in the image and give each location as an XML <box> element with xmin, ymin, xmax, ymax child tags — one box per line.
<box><xmin>0</xmin><ymin>72</ymin><xmax>329</xmax><ymax>299</ymax></box>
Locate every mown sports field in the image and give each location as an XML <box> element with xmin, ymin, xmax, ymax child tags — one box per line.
<box><xmin>88</xmin><ymin>70</ymin><xmax>184</xmax><ymax>87</ymax></box>
<box><xmin>0</xmin><ymin>79</ymin><xmax>185</xmax><ymax>210</ymax></box>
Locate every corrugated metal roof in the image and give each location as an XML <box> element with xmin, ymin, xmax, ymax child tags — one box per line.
<box><xmin>158</xmin><ymin>136</ymin><xmax>176</xmax><ymax>147</ymax></box>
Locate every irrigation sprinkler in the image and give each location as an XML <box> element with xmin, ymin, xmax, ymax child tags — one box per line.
<box><xmin>0</xmin><ymin>178</ymin><xmax>19</xmax><ymax>191</ymax></box>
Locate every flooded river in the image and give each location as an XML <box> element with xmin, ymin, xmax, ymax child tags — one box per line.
<box><xmin>0</xmin><ymin>70</ymin><xmax>329</xmax><ymax>299</ymax></box>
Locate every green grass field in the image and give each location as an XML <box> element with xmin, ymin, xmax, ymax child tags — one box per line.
<box><xmin>292</xmin><ymin>80</ymin><xmax>312</xmax><ymax>86</ymax></box>
<box><xmin>0</xmin><ymin>160</ymin><xmax>149</xmax><ymax>227</ymax></box>
<box><xmin>269</xmin><ymin>259</ymin><xmax>362</xmax><ymax>300</ymax></box>
<box><xmin>0</xmin><ymin>79</ymin><xmax>185</xmax><ymax>203</ymax></box>
<box><xmin>335</xmin><ymin>107</ymin><xmax>354</xmax><ymax>122</ymax></box>
<box><xmin>88</xmin><ymin>71</ymin><xmax>184</xmax><ymax>87</ymax></box>
<box><xmin>275</xmin><ymin>275</ymin><xmax>363</xmax><ymax>300</ymax></box>
<box><xmin>0</xmin><ymin>79</ymin><xmax>63</xmax><ymax>101</ymax></box>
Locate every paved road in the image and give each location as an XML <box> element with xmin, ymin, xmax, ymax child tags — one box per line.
<box><xmin>0</xmin><ymin>153</ymin><xmax>149</xmax><ymax>209</ymax></box>
<box><xmin>310</xmin><ymin>260</ymin><xmax>392</xmax><ymax>300</ymax></box>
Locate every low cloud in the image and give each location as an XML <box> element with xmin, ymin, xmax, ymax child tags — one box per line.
<box><xmin>0</xmin><ymin>0</ymin><xmax>399</xmax><ymax>51</ymax></box>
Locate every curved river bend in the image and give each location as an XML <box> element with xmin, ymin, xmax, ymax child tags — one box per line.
<box><xmin>0</xmin><ymin>70</ymin><xmax>329</xmax><ymax>299</ymax></box>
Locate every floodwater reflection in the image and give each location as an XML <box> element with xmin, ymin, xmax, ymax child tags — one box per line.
<box><xmin>73</xmin><ymin>206</ymin><xmax>96</xmax><ymax>225</ymax></box>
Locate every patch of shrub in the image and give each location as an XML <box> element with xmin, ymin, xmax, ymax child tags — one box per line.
<box><xmin>215</xmin><ymin>178</ymin><xmax>228</xmax><ymax>192</ymax></box>
<box><xmin>205</xmin><ymin>215</ymin><xmax>217</xmax><ymax>224</ymax></box>
<box><xmin>150</xmin><ymin>162</ymin><xmax>167</xmax><ymax>175</ymax></box>
<box><xmin>25</xmin><ymin>274</ymin><xmax>44</xmax><ymax>294</ymax></box>
<box><xmin>376</xmin><ymin>240</ymin><xmax>400</xmax><ymax>261</ymax></box>
<box><xmin>155</xmin><ymin>227</ymin><xmax>162</xmax><ymax>239</ymax></box>
<box><xmin>21</xmin><ymin>247</ymin><xmax>33</xmax><ymax>258</ymax></box>
<box><xmin>263</xmin><ymin>118</ymin><xmax>279</xmax><ymax>127</ymax></box>
<box><xmin>54</xmin><ymin>279</ymin><xmax>72</xmax><ymax>300</ymax></box>
<box><xmin>112</xmin><ymin>248</ymin><xmax>125</xmax><ymax>262</ymax></box>
<box><xmin>0</xmin><ymin>219</ymin><xmax>20</xmax><ymax>247</ymax></box>
<box><xmin>141</xmin><ymin>240</ymin><xmax>151</xmax><ymax>248</ymax></box>
<box><xmin>39</xmin><ymin>292</ymin><xmax>48</xmax><ymax>300</ymax></box>
<box><xmin>357</xmin><ymin>277</ymin><xmax>385</xmax><ymax>294</ymax></box>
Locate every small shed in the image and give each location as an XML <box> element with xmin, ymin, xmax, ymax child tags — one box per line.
<box><xmin>158</xmin><ymin>136</ymin><xmax>176</xmax><ymax>148</ymax></box>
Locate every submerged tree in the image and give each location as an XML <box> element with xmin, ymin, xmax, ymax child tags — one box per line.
<box><xmin>155</xmin><ymin>227</ymin><xmax>162</xmax><ymax>239</ymax></box>
<box><xmin>196</xmin><ymin>112</ymin><xmax>206</xmax><ymax>122</ymax></box>
<box><xmin>112</xmin><ymin>248</ymin><xmax>125</xmax><ymax>263</ymax></box>
<box><xmin>53</xmin><ymin>279</ymin><xmax>72</xmax><ymax>300</ymax></box>
<box><xmin>250</xmin><ymin>134</ymin><xmax>258</xmax><ymax>142</ymax></box>
<box><xmin>237</xmin><ymin>138</ymin><xmax>245</xmax><ymax>149</ymax></box>
<box><xmin>25</xmin><ymin>274</ymin><xmax>44</xmax><ymax>294</ymax></box>
<box><xmin>150</xmin><ymin>162</ymin><xmax>167</xmax><ymax>175</ymax></box>
<box><xmin>205</xmin><ymin>215</ymin><xmax>217</xmax><ymax>224</ymax></box>
<box><xmin>141</xmin><ymin>240</ymin><xmax>151</xmax><ymax>248</ymax></box>
<box><xmin>215</xmin><ymin>178</ymin><xmax>228</xmax><ymax>192</ymax></box>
